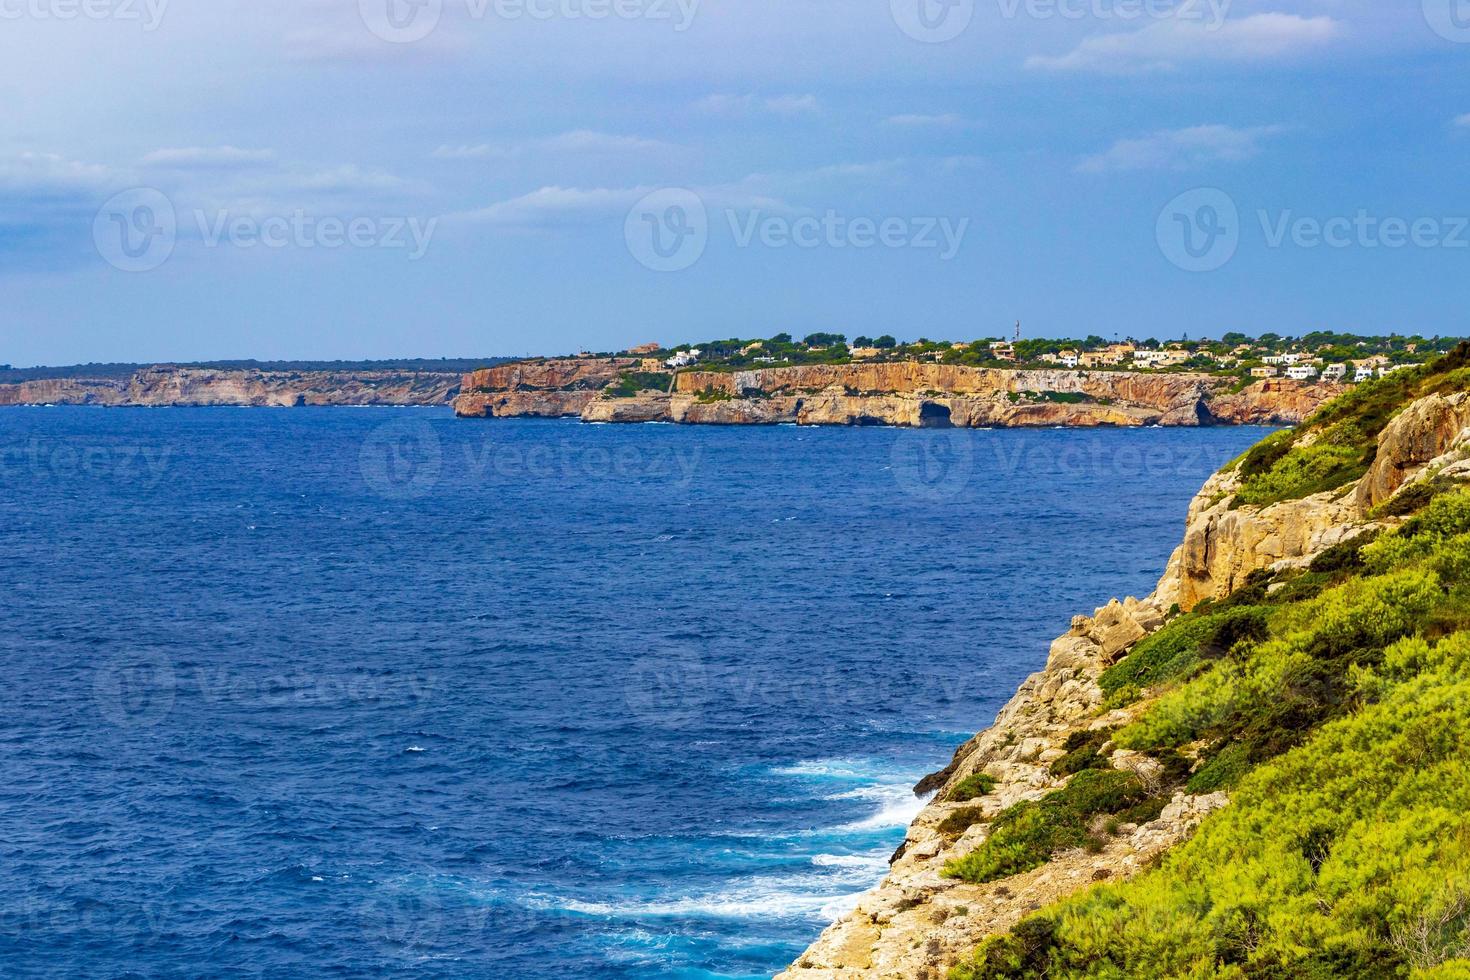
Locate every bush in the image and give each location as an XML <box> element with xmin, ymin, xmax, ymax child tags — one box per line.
<box><xmin>948</xmin><ymin>772</ymin><xmax>999</xmax><ymax>803</ymax></box>
<box><xmin>943</xmin><ymin>770</ymin><xmax>1152</xmax><ymax>884</ymax></box>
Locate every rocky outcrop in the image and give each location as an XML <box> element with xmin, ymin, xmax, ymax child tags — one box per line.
<box><xmin>0</xmin><ymin>368</ymin><xmax>461</xmax><ymax>407</ymax></box>
<box><xmin>455</xmin><ymin>390</ymin><xmax>599</xmax><ymax>419</ymax></box>
<box><xmin>1208</xmin><ymin>379</ymin><xmax>1343</xmax><ymax>425</ymax></box>
<box><xmin>461</xmin><ymin>358</ymin><xmax>634</xmax><ymax>394</ymax></box>
<box><xmin>453</xmin><ymin>359</ymin><xmax>1341</xmax><ymax>429</ymax></box>
<box><xmin>1356</xmin><ymin>391</ymin><xmax>1470</xmax><ymax>511</ymax></box>
<box><xmin>779</xmin><ymin>387</ymin><xmax>1470</xmax><ymax>980</ymax></box>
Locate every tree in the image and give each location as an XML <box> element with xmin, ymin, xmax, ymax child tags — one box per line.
<box><xmin>874</xmin><ymin>335</ymin><xmax>898</xmax><ymax>348</ymax></box>
<box><xmin>804</xmin><ymin>332</ymin><xmax>847</xmax><ymax>348</ymax></box>
<box><xmin>853</xmin><ymin>336</ymin><xmax>873</xmax><ymax>347</ymax></box>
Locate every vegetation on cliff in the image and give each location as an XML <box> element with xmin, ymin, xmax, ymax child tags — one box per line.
<box><xmin>950</xmin><ymin>348</ymin><xmax>1470</xmax><ymax>979</ymax></box>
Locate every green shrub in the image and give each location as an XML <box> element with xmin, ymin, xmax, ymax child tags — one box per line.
<box><xmin>943</xmin><ymin>770</ymin><xmax>1152</xmax><ymax>884</ymax></box>
<box><xmin>1049</xmin><ymin>729</ymin><xmax>1113</xmax><ymax>777</ymax></box>
<box><xmin>1099</xmin><ymin>606</ymin><xmax>1269</xmax><ymax>701</ymax></box>
<box><xmin>938</xmin><ymin>806</ymin><xmax>988</xmax><ymax>838</ymax></box>
<box><xmin>948</xmin><ymin>772</ymin><xmax>999</xmax><ymax>803</ymax></box>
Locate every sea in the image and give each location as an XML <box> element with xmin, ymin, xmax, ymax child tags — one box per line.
<box><xmin>0</xmin><ymin>408</ymin><xmax>1269</xmax><ymax>979</ymax></box>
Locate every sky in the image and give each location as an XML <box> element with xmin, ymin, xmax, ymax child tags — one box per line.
<box><xmin>3</xmin><ymin>0</ymin><xmax>1470</xmax><ymax>365</ymax></box>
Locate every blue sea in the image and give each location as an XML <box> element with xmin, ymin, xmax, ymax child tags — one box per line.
<box><xmin>0</xmin><ymin>409</ymin><xmax>1268</xmax><ymax>979</ymax></box>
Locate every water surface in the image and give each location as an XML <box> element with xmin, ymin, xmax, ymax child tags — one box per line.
<box><xmin>0</xmin><ymin>409</ymin><xmax>1267</xmax><ymax>978</ymax></box>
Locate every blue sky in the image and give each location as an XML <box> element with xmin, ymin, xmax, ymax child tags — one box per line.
<box><xmin>3</xmin><ymin>0</ymin><xmax>1470</xmax><ymax>365</ymax></box>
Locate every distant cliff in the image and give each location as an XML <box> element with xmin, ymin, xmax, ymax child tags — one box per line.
<box><xmin>453</xmin><ymin>358</ymin><xmax>1341</xmax><ymax>428</ymax></box>
<box><xmin>0</xmin><ymin>368</ymin><xmax>461</xmax><ymax>407</ymax></box>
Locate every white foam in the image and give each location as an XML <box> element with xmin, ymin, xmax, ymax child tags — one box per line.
<box><xmin>528</xmin><ymin>880</ymin><xmax>874</xmax><ymax>922</ymax></box>
<box><xmin>811</xmin><ymin>854</ymin><xmax>887</xmax><ymax>870</ymax></box>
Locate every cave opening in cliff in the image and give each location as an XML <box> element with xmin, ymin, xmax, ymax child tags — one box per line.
<box><xmin>918</xmin><ymin>402</ymin><xmax>954</xmax><ymax>428</ymax></box>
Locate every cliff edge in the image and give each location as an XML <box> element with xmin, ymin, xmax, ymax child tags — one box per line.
<box><xmin>453</xmin><ymin>359</ymin><xmax>1339</xmax><ymax>428</ymax></box>
<box><xmin>779</xmin><ymin>349</ymin><xmax>1470</xmax><ymax>979</ymax></box>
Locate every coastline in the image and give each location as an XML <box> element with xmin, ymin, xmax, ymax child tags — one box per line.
<box><xmin>776</xmin><ymin>369</ymin><xmax>1470</xmax><ymax>978</ymax></box>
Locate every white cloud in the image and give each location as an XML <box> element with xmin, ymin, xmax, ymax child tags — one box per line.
<box><xmin>1026</xmin><ymin>14</ymin><xmax>1341</xmax><ymax>73</ymax></box>
<box><xmin>432</xmin><ymin>131</ymin><xmax>679</xmax><ymax>160</ymax></box>
<box><xmin>0</xmin><ymin>151</ymin><xmax>114</xmax><ymax>190</ymax></box>
<box><xmin>452</xmin><ymin>185</ymin><xmax>654</xmax><ymax>226</ymax></box>
<box><xmin>141</xmin><ymin>146</ymin><xmax>277</xmax><ymax>170</ymax></box>
<box><xmin>883</xmin><ymin>113</ymin><xmax>971</xmax><ymax>128</ymax></box>
<box><xmin>1078</xmin><ymin>124</ymin><xmax>1285</xmax><ymax>172</ymax></box>
<box><xmin>696</xmin><ymin>93</ymin><xmax>820</xmax><ymax>116</ymax></box>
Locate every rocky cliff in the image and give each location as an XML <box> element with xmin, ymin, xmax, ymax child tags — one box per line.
<box><xmin>0</xmin><ymin>368</ymin><xmax>461</xmax><ymax>407</ymax></box>
<box><xmin>452</xmin><ymin>359</ymin><xmax>1341</xmax><ymax>428</ymax></box>
<box><xmin>777</xmin><ymin>379</ymin><xmax>1470</xmax><ymax>980</ymax></box>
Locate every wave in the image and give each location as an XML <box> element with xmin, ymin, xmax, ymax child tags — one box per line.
<box><xmin>526</xmin><ymin>879</ymin><xmax>872</xmax><ymax>923</ymax></box>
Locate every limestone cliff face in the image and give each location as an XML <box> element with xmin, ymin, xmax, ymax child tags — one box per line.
<box><xmin>1208</xmin><ymin>379</ymin><xmax>1344</xmax><ymax>426</ymax></box>
<box><xmin>779</xmin><ymin>388</ymin><xmax>1459</xmax><ymax>980</ymax></box>
<box><xmin>453</xmin><ymin>358</ymin><xmax>1340</xmax><ymax>429</ymax></box>
<box><xmin>0</xmin><ymin>369</ymin><xmax>461</xmax><ymax>407</ymax></box>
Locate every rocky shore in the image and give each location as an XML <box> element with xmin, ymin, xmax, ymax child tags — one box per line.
<box><xmin>0</xmin><ymin>368</ymin><xmax>461</xmax><ymax>407</ymax></box>
<box><xmin>452</xmin><ymin>359</ymin><xmax>1339</xmax><ymax>428</ymax></box>
<box><xmin>775</xmin><ymin>381</ymin><xmax>1470</xmax><ymax>979</ymax></box>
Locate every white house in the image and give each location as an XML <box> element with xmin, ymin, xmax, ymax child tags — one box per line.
<box><xmin>1286</xmin><ymin>365</ymin><xmax>1319</xmax><ymax>381</ymax></box>
<box><xmin>1321</xmin><ymin>364</ymin><xmax>1348</xmax><ymax>382</ymax></box>
<box><xmin>1355</xmin><ymin>364</ymin><xmax>1377</xmax><ymax>382</ymax></box>
<box><xmin>665</xmin><ymin>348</ymin><xmax>702</xmax><ymax>369</ymax></box>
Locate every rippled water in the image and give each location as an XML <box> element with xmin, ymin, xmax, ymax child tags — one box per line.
<box><xmin>0</xmin><ymin>409</ymin><xmax>1268</xmax><ymax>979</ymax></box>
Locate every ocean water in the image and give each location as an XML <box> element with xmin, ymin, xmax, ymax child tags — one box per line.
<box><xmin>0</xmin><ymin>409</ymin><xmax>1269</xmax><ymax>979</ymax></box>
